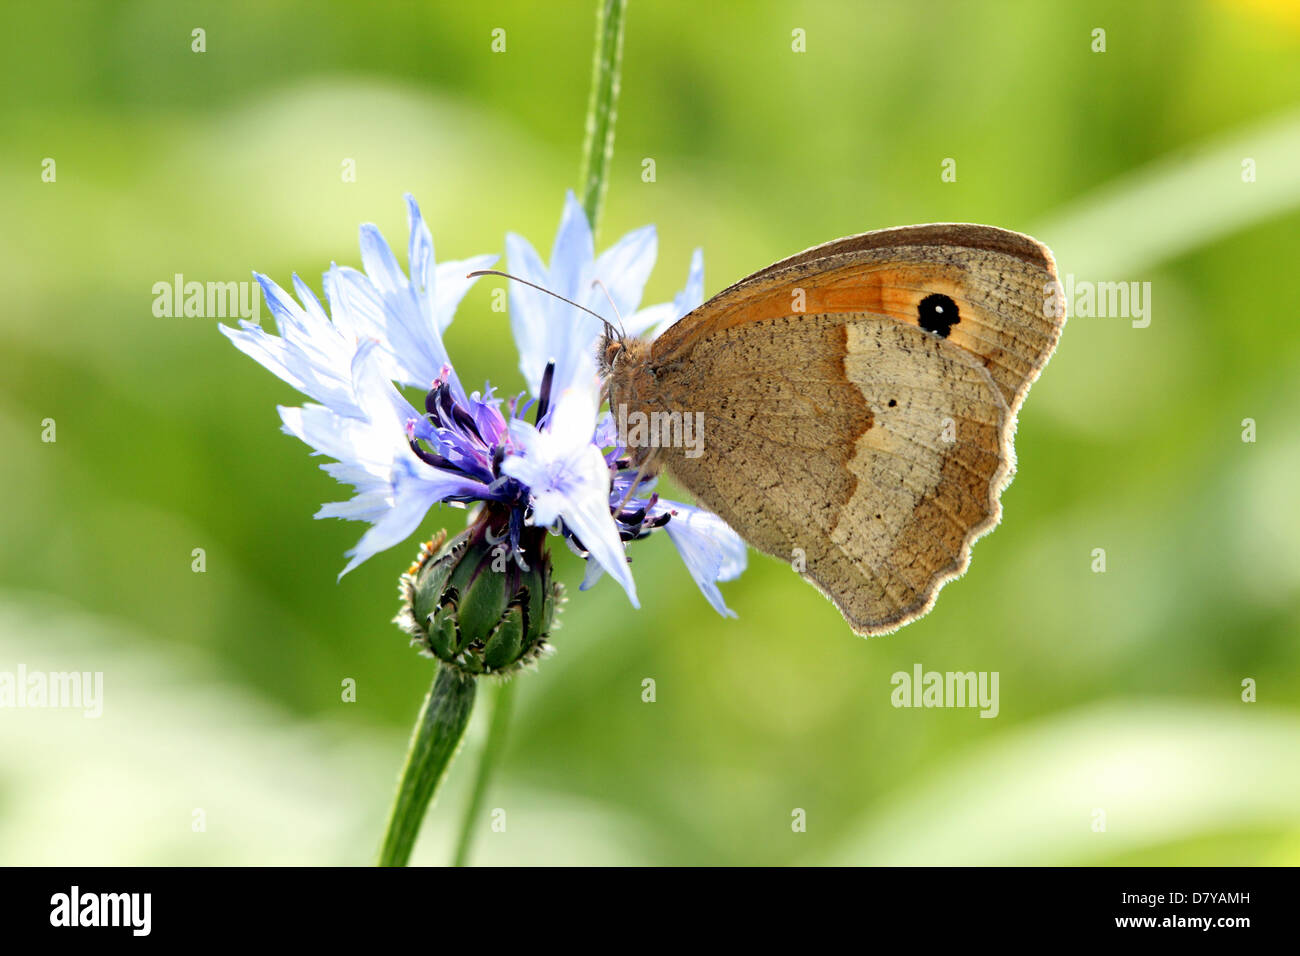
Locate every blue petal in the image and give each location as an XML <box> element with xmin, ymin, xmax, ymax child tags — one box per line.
<box><xmin>557</xmin><ymin>464</ymin><xmax>639</xmax><ymax>607</ymax></box>
<box><xmin>219</xmin><ymin>314</ymin><xmax>363</xmax><ymax>420</ymax></box>
<box><xmin>657</xmin><ymin>502</ymin><xmax>747</xmax><ymax>617</ymax></box>
<box><xmin>358</xmin><ymin>223</ymin><xmax>408</xmax><ymax>297</ymax></box>
<box><xmin>620</xmin><ymin>301</ymin><xmax>674</xmax><ymax>338</ymax></box>
<box><xmin>434</xmin><ymin>254</ymin><xmax>498</xmax><ymax>334</ymax></box>
<box><xmin>290</xmin><ymin>273</ymin><xmax>332</xmax><ymax>325</ymax></box>
<box><xmin>549</xmin><ymin>190</ymin><xmax>594</xmax><ymax>301</ymax></box>
<box><xmin>505</xmin><ymin>231</ymin><xmax>560</xmax><ymax>396</ymax></box>
<box><xmin>589</xmin><ymin>224</ymin><xmax>657</xmax><ymax>320</ymax></box>
<box><xmin>680</xmin><ymin>248</ymin><xmax>705</xmax><ymax>312</ymax></box>
<box><xmin>579</xmin><ymin>555</ymin><xmax>605</xmax><ymax>591</ymax></box>
<box><xmin>327</xmin><ymin>263</ymin><xmax>462</xmax><ymax>398</ymax></box>
<box><xmin>337</xmin><ymin>463</ymin><xmax>444</xmax><ymax>578</ymax></box>
<box><xmin>405</xmin><ymin>194</ymin><xmax>435</xmax><ymax>296</ymax></box>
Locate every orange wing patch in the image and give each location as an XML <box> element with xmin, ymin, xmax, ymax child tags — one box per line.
<box><xmin>654</xmin><ymin>226</ymin><xmax>1063</xmax><ymax>415</ymax></box>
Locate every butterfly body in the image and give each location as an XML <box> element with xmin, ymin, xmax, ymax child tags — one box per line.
<box><xmin>602</xmin><ymin>224</ymin><xmax>1065</xmax><ymax>635</ymax></box>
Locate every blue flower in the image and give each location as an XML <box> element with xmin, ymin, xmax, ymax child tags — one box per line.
<box><xmin>223</xmin><ymin>193</ymin><xmax>745</xmax><ymax>616</ymax></box>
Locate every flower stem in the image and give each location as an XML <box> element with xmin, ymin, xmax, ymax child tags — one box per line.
<box><xmin>450</xmin><ymin>678</ymin><xmax>517</xmax><ymax>867</ymax></box>
<box><xmin>377</xmin><ymin>665</ymin><xmax>477</xmax><ymax>867</ymax></box>
<box><xmin>578</xmin><ymin>0</ymin><xmax>628</xmax><ymax>232</ymax></box>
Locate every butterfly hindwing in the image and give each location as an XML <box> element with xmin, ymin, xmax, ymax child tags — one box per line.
<box><xmin>656</xmin><ymin>312</ymin><xmax>1007</xmax><ymax>633</ymax></box>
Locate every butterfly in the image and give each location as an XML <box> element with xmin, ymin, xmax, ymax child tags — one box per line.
<box><xmin>600</xmin><ymin>224</ymin><xmax>1065</xmax><ymax>635</ymax></box>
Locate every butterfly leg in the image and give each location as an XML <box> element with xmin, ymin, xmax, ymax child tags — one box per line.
<box><xmin>615</xmin><ymin>451</ymin><xmax>661</xmax><ymax>512</ymax></box>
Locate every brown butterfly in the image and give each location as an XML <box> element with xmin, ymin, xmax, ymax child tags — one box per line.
<box><xmin>600</xmin><ymin>224</ymin><xmax>1065</xmax><ymax>635</ymax></box>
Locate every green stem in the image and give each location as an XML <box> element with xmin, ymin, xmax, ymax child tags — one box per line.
<box><xmin>578</xmin><ymin>0</ymin><xmax>628</xmax><ymax>233</ymax></box>
<box><xmin>377</xmin><ymin>665</ymin><xmax>477</xmax><ymax>867</ymax></box>
<box><xmin>450</xmin><ymin>678</ymin><xmax>517</xmax><ymax>867</ymax></box>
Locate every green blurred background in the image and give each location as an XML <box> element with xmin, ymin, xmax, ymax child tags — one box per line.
<box><xmin>3</xmin><ymin>0</ymin><xmax>1299</xmax><ymax>865</ymax></box>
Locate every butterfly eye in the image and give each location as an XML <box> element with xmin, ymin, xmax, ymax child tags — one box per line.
<box><xmin>917</xmin><ymin>293</ymin><xmax>960</xmax><ymax>338</ymax></box>
<box><xmin>603</xmin><ymin>338</ymin><xmax>624</xmax><ymax>368</ymax></box>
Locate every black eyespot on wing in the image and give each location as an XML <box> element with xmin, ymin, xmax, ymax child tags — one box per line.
<box><xmin>918</xmin><ymin>293</ymin><xmax>959</xmax><ymax>338</ymax></box>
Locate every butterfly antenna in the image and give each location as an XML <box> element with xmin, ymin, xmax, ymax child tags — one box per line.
<box><xmin>590</xmin><ymin>277</ymin><xmax>627</xmax><ymax>339</ymax></box>
<box><xmin>467</xmin><ymin>269</ymin><xmax>621</xmax><ymax>341</ymax></box>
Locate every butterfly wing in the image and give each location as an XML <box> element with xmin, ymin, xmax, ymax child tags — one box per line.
<box><xmin>647</xmin><ymin>225</ymin><xmax>1064</xmax><ymax>635</ymax></box>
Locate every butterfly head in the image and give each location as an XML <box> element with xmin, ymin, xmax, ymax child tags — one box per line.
<box><xmin>601</xmin><ymin>329</ymin><xmax>655</xmax><ymax>420</ymax></box>
<box><xmin>599</xmin><ymin>330</ymin><xmax>626</xmax><ymax>377</ymax></box>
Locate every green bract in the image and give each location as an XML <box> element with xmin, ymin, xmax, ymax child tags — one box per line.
<box><xmin>396</xmin><ymin>516</ymin><xmax>561</xmax><ymax>678</ymax></box>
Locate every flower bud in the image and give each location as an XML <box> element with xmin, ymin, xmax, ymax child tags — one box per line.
<box><xmin>395</xmin><ymin>515</ymin><xmax>561</xmax><ymax>678</ymax></box>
